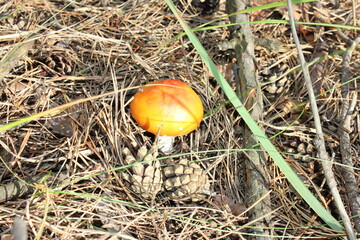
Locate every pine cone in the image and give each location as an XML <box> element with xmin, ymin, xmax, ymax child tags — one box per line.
<box><xmin>121</xmin><ymin>146</ymin><xmax>163</xmax><ymax>200</ymax></box>
<box><xmin>191</xmin><ymin>0</ymin><xmax>220</xmax><ymax>16</ymax></box>
<box><xmin>286</xmin><ymin>138</ymin><xmax>315</xmax><ymax>160</ymax></box>
<box><xmin>30</xmin><ymin>48</ymin><xmax>73</xmax><ymax>76</ymax></box>
<box><xmin>45</xmin><ymin>52</ymin><xmax>72</xmax><ymax>75</ymax></box>
<box><xmin>263</xmin><ymin>75</ymin><xmax>287</xmax><ymax>95</ymax></box>
<box><xmin>163</xmin><ymin>159</ymin><xmax>209</xmax><ymax>202</ymax></box>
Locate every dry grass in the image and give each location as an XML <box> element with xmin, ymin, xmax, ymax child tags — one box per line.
<box><xmin>0</xmin><ymin>0</ymin><xmax>359</xmax><ymax>239</ymax></box>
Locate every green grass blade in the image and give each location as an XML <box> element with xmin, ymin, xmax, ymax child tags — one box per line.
<box><xmin>166</xmin><ymin>21</ymin><xmax>359</xmax><ymax>48</ymax></box>
<box><xmin>195</xmin><ymin>20</ymin><xmax>360</xmax><ymax>32</ymax></box>
<box><xmin>0</xmin><ymin>88</ymin><xmax>138</xmax><ymax>132</ymax></box>
<box><xmin>165</xmin><ymin>0</ymin><xmax>344</xmax><ymax>231</ymax></box>
<box><xmin>191</xmin><ymin>0</ymin><xmax>317</xmax><ymax>29</ymax></box>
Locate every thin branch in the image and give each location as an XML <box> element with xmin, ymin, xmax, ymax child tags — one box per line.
<box><xmin>286</xmin><ymin>1</ymin><xmax>356</xmax><ymax>239</ymax></box>
<box><xmin>338</xmin><ymin>34</ymin><xmax>360</xmax><ymax>233</ymax></box>
<box><xmin>226</xmin><ymin>1</ymin><xmax>271</xmax><ymax>239</ymax></box>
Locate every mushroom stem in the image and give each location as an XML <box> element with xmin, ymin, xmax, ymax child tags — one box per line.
<box><xmin>157</xmin><ymin>136</ymin><xmax>175</xmax><ymax>154</ymax></box>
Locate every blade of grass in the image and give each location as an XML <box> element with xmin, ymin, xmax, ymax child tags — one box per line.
<box><xmin>0</xmin><ymin>87</ymin><xmax>138</xmax><ymax>132</ymax></box>
<box><xmin>201</xmin><ymin>0</ymin><xmax>317</xmax><ymax>26</ymax></box>
<box><xmin>158</xmin><ymin>0</ymin><xmax>358</xmax><ymax>53</ymax></box>
<box><xmin>165</xmin><ymin>0</ymin><xmax>344</xmax><ymax>231</ymax></box>
<box><xmin>194</xmin><ymin>19</ymin><xmax>360</xmax><ymax>32</ymax></box>
<box><xmin>168</xmin><ymin>20</ymin><xmax>359</xmax><ymax>45</ymax></box>
<box><xmin>157</xmin><ymin>0</ymin><xmax>317</xmax><ymax>53</ymax></box>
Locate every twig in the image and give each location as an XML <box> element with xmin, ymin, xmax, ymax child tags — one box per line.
<box><xmin>226</xmin><ymin>1</ymin><xmax>271</xmax><ymax>239</ymax></box>
<box><xmin>286</xmin><ymin>1</ymin><xmax>356</xmax><ymax>239</ymax></box>
<box><xmin>337</xmin><ymin>34</ymin><xmax>360</xmax><ymax>233</ymax></box>
<box><xmin>12</xmin><ymin>217</ymin><xmax>28</xmax><ymax>240</ymax></box>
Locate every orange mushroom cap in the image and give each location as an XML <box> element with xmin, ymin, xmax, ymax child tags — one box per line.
<box><xmin>130</xmin><ymin>79</ymin><xmax>204</xmax><ymax>137</ymax></box>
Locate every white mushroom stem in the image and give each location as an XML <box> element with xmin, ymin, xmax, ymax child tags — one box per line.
<box><xmin>157</xmin><ymin>135</ymin><xmax>175</xmax><ymax>154</ymax></box>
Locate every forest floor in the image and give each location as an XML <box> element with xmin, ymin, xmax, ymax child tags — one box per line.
<box><xmin>0</xmin><ymin>0</ymin><xmax>359</xmax><ymax>239</ymax></box>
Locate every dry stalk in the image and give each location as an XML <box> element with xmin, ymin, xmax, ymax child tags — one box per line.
<box><xmin>286</xmin><ymin>1</ymin><xmax>356</xmax><ymax>239</ymax></box>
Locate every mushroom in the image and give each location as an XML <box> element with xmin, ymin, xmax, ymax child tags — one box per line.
<box><xmin>130</xmin><ymin>79</ymin><xmax>203</xmax><ymax>153</ymax></box>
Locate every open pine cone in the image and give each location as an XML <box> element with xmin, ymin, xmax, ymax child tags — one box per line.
<box><xmin>45</xmin><ymin>51</ymin><xmax>73</xmax><ymax>75</ymax></box>
<box><xmin>163</xmin><ymin>159</ymin><xmax>210</xmax><ymax>202</ymax></box>
<box><xmin>121</xmin><ymin>146</ymin><xmax>163</xmax><ymax>200</ymax></box>
<box><xmin>29</xmin><ymin>47</ymin><xmax>73</xmax><ymax>77</ymax></box>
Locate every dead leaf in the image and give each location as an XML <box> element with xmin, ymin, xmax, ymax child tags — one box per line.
<box><xmin>0</xmin><ymin>39</ymin><xmax>35</xmax><ymax>82</ymax></box>
<box><xmin>4</xmin><ymin>81</ymin><xmax>28</xmax><ymax>95</ymax></box>
<box><xmin>213</xmin><ymin>194</ymin><xmax>247</xmax><ymax>216</ymax></box>
<box><xmin>267</xmin><ymin>97</ymin><xmax>309</xmax><ymax>123</ymax></box>
<box><xmin>46</xmin><ymin>117</ymin><xmax>74</xmax><ymax>137</ymax></box>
